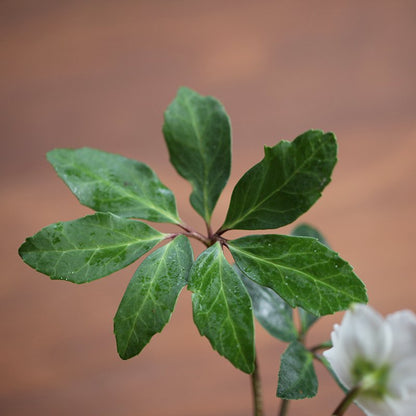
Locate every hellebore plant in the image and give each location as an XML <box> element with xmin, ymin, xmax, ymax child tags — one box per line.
<box><xmin>19</xmin><ymin>88</ymin><xmax>414</xmax><ymax>415</ymax></box>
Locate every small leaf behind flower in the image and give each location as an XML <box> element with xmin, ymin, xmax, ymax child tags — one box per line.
<box><xmin>47</xmin><ymin>147</ymin><xmax>180</xmax><ymax>223</ymax></box>
<box><xmin>221</xmin><ymin>130</ymin><xmax>337</xmax><ymax>230</ymax></box>
<box><xmin>277</xmin><ymin>341</ymin><xmax>318</xmax><ymax>399</ymax></box>
<box><xmin>291</xmin><ymin>223</ymin><xmax>329</xmax><ymax>246</ymax></box>
<box><xmin>189</xmin><ymin>243</ymin><xmax>255</xmax><ymax>373</ymax></box>
<box><xmin>228</xmin><ymin>234</ymin><xmax>367</xmax><ymax>316</ymax></box>
<box><xmin>19</xmin><ymin>213</ymin><xmax>166</xmax><ymax>283</ymax></box>
<box><xmin>114</xmin><ymin>235</ymin><xmax>193</xmax><ymax>359</ymax></box>
<box><xmin>163</xmin><ymin>87</ymin><xmax>231</xmax><ymax>223</ymax></box>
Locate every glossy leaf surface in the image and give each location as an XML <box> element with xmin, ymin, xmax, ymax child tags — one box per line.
<box><xmin>114</xmin><ymin>235</ymin><xmax>193</xmax><ymax>359</ymax></box>
<box><xmin>47</xmin><ymin>147</ymin><xmax>180</xmax><ymax>223</ymax></box>
<box><xmin>163</xmin><ymin>87</ymin><xmax>231</xmax><ymax>223</ymax></box>
<box><xmin>189</xmin><ymin>243</ymin><xmax>255</xmax><ymax>373</ymax></box>
<box><xmin>222</xmin><ymin>130</ymin><xmax>337</xmax><ymax>230</ymax></box>
<box><xmin>228</xmin><ymin>235</ymin><xmax>367</xmax><ymax>316</ymax></box>
<box><xmin>238</xmin><ymin>268</ymin><xmax>298</xmax><ymax>342</ymax></box>
<box><xmin>19</xmin><ymin>213</ymin><xmax>166</xmax><ymax>283</ymax></box>
<box><xmin>277</xmin><ymin>341</ymin><xmax>318</xmax><ymax>399</ymax></box>
<box><xmin>292</xmin><ymin>223</ymin><xmax>329</xmax><ymax>332</ymax></box>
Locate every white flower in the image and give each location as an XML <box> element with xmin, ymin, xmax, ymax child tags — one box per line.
<box><xmin>324</xmin><ymin>304</ymin><xmax>416</xmax><ymax>416</ymax></box>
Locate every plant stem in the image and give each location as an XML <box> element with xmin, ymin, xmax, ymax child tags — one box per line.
<box><xmin>177</xmin><ymin>223</ymin><xmax>211</xmax><ymax>246</ymax></box>
<box><xmin>309</xmin><ymin>340</ymin><xmax>332</xmax><ymax>353</ymax></box>
<box><xmin>251</xmin><ymin>357</ymin><xmax>263</xmax><ymax>416</ymax></box>
<box><xmin>332</xmin><ymin>386</ymin><xmax>361</xmax><ymax>415</ymax></box>
<box><xmin>206</xmin><ymin>221</ymin><xmax>213</xmax><ymax>239</ymax></box>
<box><xmin>216</xmin><ymin>226</ymin><xmax>229</xmax><ymax>236</ymax></box>
<box><xmin>278</xmin><ymin>399</ymin><xmax>290</xmax><ymax>416</ymax></box>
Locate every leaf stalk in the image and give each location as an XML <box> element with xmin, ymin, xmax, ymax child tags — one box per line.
<box><xmin>332</xmin><ymin>386</ymin><xmax>361</xmax><ymax>415</ymax></box>
<box><xmin>309</xmin><ymin>340</ymin><xmax>332</xmax><ymax>353</ymax></box>
<box><xmin>251</xmin><ymin>357</ymin><xmax>263</xmax><ymax>416</ymax></box>
<box><xmin>177</xmin><ymin>223</ymin><xmax>211</xmax><ymax>246</ymax></box>
<box><xmin>278</xmin><ymin>398</ymin><xmax>290</xmax><ymax>416</ymax></box>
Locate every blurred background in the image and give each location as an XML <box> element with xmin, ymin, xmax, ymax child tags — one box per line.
<box><xmin>1</xmin><ymin>1</ymin><xmax>415</xmax><ymax>415</ymax></box>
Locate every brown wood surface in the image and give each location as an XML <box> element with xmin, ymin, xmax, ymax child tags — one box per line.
<box><xmin>1</xmin><ymin>1</ymin><xmax>415</xmax><ymax>415</ymax></box>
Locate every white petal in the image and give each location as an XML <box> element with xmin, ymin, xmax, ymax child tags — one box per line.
<box><xmin>324</xmin><ymin>324</ymin><xmax>354</xmax><ymax>388</ymax></box>
<box><xmin>325</xmin><ymin>304</ymin><xmax>416</xmax><ymax>415</ymax></box>
<box><xmin>392</xmin><ymin>396</ymin><xmax>416</xmax><ymax>415</ymax></box>
<box><xmin>386</xmin><ymin>310</ymin><xmax>416</xmax><ymax>364</ymax></box>
<box><xmin>341</xmin><ymin>304</ymin><xmax>393</xmax><ymax>364</ymax></box>
<box><xmin>324</xmin><ymin>305</ymin><xmax>394</xmax><ymax>389</ymax></box>
<box><xmin>356</xmin><ymin>395</ymin><xmax>398</xmax><ymax>416</ymax></box>
<box><xmin>386</xmin><ymin>310</ymin><xmax>416</xmax><ymax>398</ymax></box>
<box><xmin>388</xmin><ymin>356</ymin><xmax>416</xmax><ymax>398</ymax></box>
<box><xmin>324</xmin><ymin>350</ymin><xmax>354</xmax><ymax>389</ymax></box>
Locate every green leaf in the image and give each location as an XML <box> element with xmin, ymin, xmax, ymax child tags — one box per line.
<box><xmin>163</xmin><ymin>87</ymin><xmax>231</xmax><ymax>223</ymax></box>
<box><xmin>292</xmin><ymin>223</ymin><xmax>329</xmax><ymax>332</ymax></box>
<box><xmin>221</xmin><ymin>130</ymin><xmax>337</xmax><ymax>230</ymax></box>
<box><xmin>47</xmin><ymin>147</ymin><xmax>180</xmax><ymax>224</ymax></box>
<box><xmin>237</xmin><ymin>267</ymin><xmax>298</xmax><ymax>342</ymax></box>
<box><xmin>298</xmin><ymin>307</ymin><xmax>319</xmax><ymax>335</ymax></box>
<box><xmin>277</xmin><ymin>341</ymin><xmax>318</xmax><ymax>399</ymax></box>
<box><xmin>291</xmin><ymin>223</ymin><xmax>329</xmax><ymax>247</ymax></box>
<box><xmin>188</xmin><ymin>243</ymin><xmax>255</xmax><ymax>373</ymax></box>
<box><xmin>114</xmin><ymin>235</ymin><xmax>193</xmax><ymax>359</ymax></box>
<box><xmin>228</xmin><ymin>235</ymin><xmax>367</xmax><ymax>316</ymax></box>
<box><xmin>18</xmin><ymin>213</ymin><xmax>166</xmax><ymax>283</ymax></box>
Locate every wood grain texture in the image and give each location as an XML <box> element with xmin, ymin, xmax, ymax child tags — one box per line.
<box><xmin>1</xmin><ymin>1</ymin><xmax>415</xmax><ymax>415</ymax></box>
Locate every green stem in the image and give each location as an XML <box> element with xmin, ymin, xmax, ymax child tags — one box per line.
<box><xmin>332</xmin><ymin>386</ymin><xmax>361</xmax><ymax>415</ymax></box>
<box><xmin>309</xmin><ymin>340</ymin><xmax>332</xmax><ymax>353</ymax></box>
<box><xmin>251</xmin><ymin>357</ymin><xmax>263</xmax><ymax>416</ymax></box>
<box><xmin>278</xmin><ymin>398</ymin><xmax>290</xmax><ymax>416</ymax></box>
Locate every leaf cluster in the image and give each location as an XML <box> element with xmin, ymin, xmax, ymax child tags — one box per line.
<box><xmin>19</xmin><ymin>87</ymin><xmax>367</xmax><ymax>381</ymax></box>
<box><xmin>245</xmin><ymin>224</ymin><xmax>334</xmax><ymax>399</ymax></box>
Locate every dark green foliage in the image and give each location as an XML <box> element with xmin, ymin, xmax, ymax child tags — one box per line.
<box><xmin>239</xmin><ymin>268</ymin><xmax>298</xmax><ymax>342</ymax></box>
<box><xmin>19</xmin><ymin>87</ymin><xmax>366</xmax><ymax>381</ymax></box>
<box><xmin>277</xmin><ymin>341</ymin><xmax>318</xmax><ymax>399</ymax></box>
<box><xmin>229</xmin><ymin>235</ymin><xmax>367</xmax><ymax>316</ymax></box>
<box><xmin>48</xmin><ymin>147</ymin><xmax>180</xmax><ymax>223</ymax></box>
<box><xmin>114</xmin><ymin>235</ymin><xmax>193</xmax><ymax>359</ymax></box>
<box><xmin>19</xmin><ymin>213</ymin><xmax>165</xmax><ymax>283</ymax></box>
<box><xmin>221</xmin><ymin>130</ymin><xmax>337</xmax><ymax>231</ymax></box>
<box><xmin>292</xmin><ymin>223</ymin><xmax>330</xmax><ymax>332</ymax></box>
<box><xmin>163</xmin><ymin>87</ymin><xmax>231</xmax><ymax>223</ymax></box>
<box><xmin>188</xmin><ymin>243</ymin><xmax>255</xmax><ymax>373</ymax></box>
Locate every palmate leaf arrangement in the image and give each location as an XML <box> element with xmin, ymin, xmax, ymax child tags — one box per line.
<box><xmin>19</xmin><ymin>87</ymin><xmax>369</xmax><ymax>415</ymax></box>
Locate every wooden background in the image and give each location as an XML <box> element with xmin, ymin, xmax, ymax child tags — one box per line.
<box><xmin>1</xmin><ymin>1</ymin><xmax>415</xmax><ymax>415</ymax></box>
